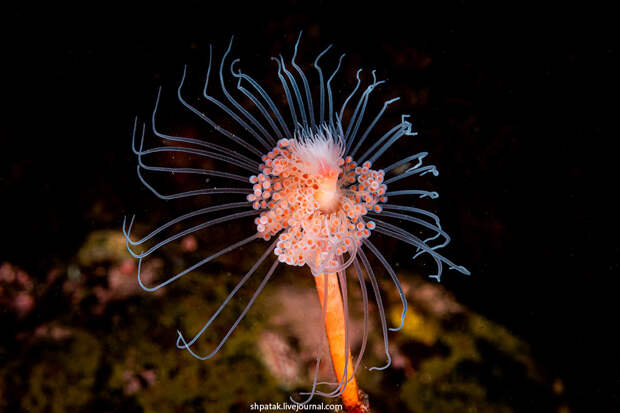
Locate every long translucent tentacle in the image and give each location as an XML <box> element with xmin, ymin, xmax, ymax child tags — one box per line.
<box><xmin>357</xmin><ymin>123</ymin><xmax>402</xmax><ymax>164</ymax></box>
<box><xmin>385</xmin><ymin>189</ymin><xmax>439</xmax><ymax>199</ymax></box>
<box><xmin>382</xmin><ymin>204</ymin><xmax>442</xmax><ymax>227</ymax></box>
<box><xmin>290</xmin><ymin>271</ymin><xmax>329</xmax><ymax>406</ymax></box>
<box><xmin>310</xmin><ymin>256</ymin><xmax>370</xmax><ymax>390</ymax></box>
<box><xmin>368</xmin><ymin>211</ymin><xmax>450</xmax><ymax>249</ymax></box>
<box><xmin>137</xmin><ymin>116</ymin><xmax>259</xmax><ymax>172</ymax></box>
<box><xmin>151</xmin><ymin>89</ymin><xmax>260</xmax><ymax>169</ymax></box>
<box><xmin>338</xmin><ymin>69</ymin><xmax>363</xmax><ymax>125</ymax></box>
<box><xmin>353</xmin><ymin>257</ymin><xmax>370</xmax><ymax>372</ymax></box>
<box><xmin>344</xmin><ymin>71</ymin><xmax>385</xmax><ymax>145</ymax></box>
<box><xmin>177</xmin><ymin>259</ymin><xmax>279</xmax><ymax>360</ymax></box>
<box><xmin>291</xmin><ymin>32</ymin><xmax>316</xmax><ymax>128</ymax></box>
<box><xmin>348</xmin><ymin>97</ymin><xmax>400</xmax><ymax>156</ymax></box>
<box><xmin>137</xmin><ymin>234</ymin><xmax>259</xmax><ymax>292</ymax></box>
<box><xmin>358</xmin><ymin>249</ymin><xmax>392</xmax><ymax>370</ymax></box>
<box><xmin>371</xmin><ymin>216</ymin><xmax>440</xmax><ymax>259</ymax></box>
<box><xmin>374</xmin><ymin>223</ymin><xmax>444</xmax><ymax>281</ymax></box>
<box><xmin>374</xmin><ymin>218</ymin><xmax>460</xmax><ymax>265</ymax></box>
<box><xmin>214</xmin><ymin>40</ymin><xmax>275</xmax><ymax>147</ymax></box>
<box><xmin>137</xmin><ymin>126</ymin><xmax>249</xmax><ymax>183</ymax></box>
<box><xmin>123</xmin><ymin>201</ymin><xmax>248</xmax><ymax>246</ymax></box>
<box><xmin>177</xmin><ymin>65</ymin><xmax>265</xmax><ymax>157</ymax></box>
<box><xmin>136</xmin><ymin>166</ymin><xmax>250</xmax><ymax>200</ymax></box>
<box><xmin>384</xmin><ymin>164</ymin><xmax>439</xmax><ymax>185</ymax></box>
<box><xmin>366</xmin><ymin>115</ymin><xmax>417</xmax><ymax>165</ymax></box>
<box><xmin>230</xmin><ymin>59</ymin><xmax>283</xmax><ymax>140</ymax></box>
<box><xmin>378</xmin><ymin>203</ymin><xmax>445</xmax><ymax>249</ymax></box>
<box><xmin>271</xmin><ymin>56</ymin><xmax>298</xmax><ymax>128</ymax></box>
<box><xmin>313</xmin><ymin>44</ymin><xmax>333</xmax><ymax>125</ymax></box>
<box><xmin>279</xmin><ymin>54</ymin><xmax>307</xmax><ymax>127</ymax></box>
<box><xmin>198</xmin><ymin>43</ymin><xmax>272</xmax><ymax>151</ymax></box>
<box><xmin>363</xmin><ymin>239</ymin><xmax>408</xmax><ymax>331</ymax></box>
<box><xmin>326</xmin><ymin>53</ymin><xmax>346</xmax><ymax>131</ymax></box>
<box><xmin>307</xmin><ymin>268</ymin><xmax>352</xmax><ymax>398</ymax></box>
<box><xmin>382</xmin><ymin>152</ymin><xmax>428</xmax><ymax>174</ymax></box>
<box><xmin>138</xmin><ymin>161</ymin><xmax>248</xmax><ymax>183</ymax></box>
<box><xmin>374</xmin><ymin>222</ymin><xmax>470</xmax><ymax>281</ymax></box>
<box><xmin>175</xmin><ymin>240</ymin><xmax>277</xmax><ymax>349</ymax></box>
<box><xmin>126</xmin><ymin>210</ymin><xmax>259</xmax><ymax>259</ymax></box>
<box><xmin>137</xmin><ymin>145</ymin><xmax>257</xmax><ymax>173</ymax></box>
<box><xmin>229</xmin><ymin>60</ymin><xmax>291</xmax><ymax>137</ymax></box>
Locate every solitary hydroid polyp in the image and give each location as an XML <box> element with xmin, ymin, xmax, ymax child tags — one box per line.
<box><xmin>123</xmin><ymin>33</ymin><xmax>469</xmax><ymax>411</ymax></box>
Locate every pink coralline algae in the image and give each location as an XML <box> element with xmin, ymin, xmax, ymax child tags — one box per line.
<box><xmin>0</xmin><ymin>262</ymin><xmax>35</xmax><ymax>317</ymax></box>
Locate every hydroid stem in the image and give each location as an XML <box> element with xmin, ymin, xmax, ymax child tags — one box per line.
<box><xmin>313</xmin><ymin>271</ymin><xmax>368</xmax><ymax>413</ymax></box>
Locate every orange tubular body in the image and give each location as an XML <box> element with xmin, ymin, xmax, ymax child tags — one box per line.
<box><xmin>313</xmin><ymin>272</ymin><xmax>366</xmax><ymax>413</ymax></box>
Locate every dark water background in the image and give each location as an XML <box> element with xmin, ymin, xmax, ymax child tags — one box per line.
<box><xmin>1</xmin><ymin>1</ymin><xmax>617</xmax><ymax>412</ymax></box>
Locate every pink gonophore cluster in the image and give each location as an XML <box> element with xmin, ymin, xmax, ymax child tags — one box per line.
<box><xmin>248</xmin><ymin>131</ymin><xmax>386</xmax><ymax>275</ymax></box>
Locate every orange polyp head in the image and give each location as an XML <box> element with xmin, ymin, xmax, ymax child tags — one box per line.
<box><xmin>250</xmin><ymin>126</ymin><xmax>385</xmax><ymax>274</ymax></box>
<box><xmin>313</xmin><ymin>168</ymin><xmax>341</xmax><ymax>213</ymax></box>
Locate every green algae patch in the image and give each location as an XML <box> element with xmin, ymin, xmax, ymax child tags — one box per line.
<box><xmin>391</xmin><ymin>305</ymin><xmax>441</xmax><ymax>346</ymax></box>
<box><xmin>394</xmin><ymin>278</ymin><xmax>550</xmax><ymax>413</ymax></box>
<box><xmin>77</xmin><ymin>230</ymin><xmax>131</xmax><ymax>267</ymax></box>
<box><xmin>21</xmin><ymin>330</ymin><xmax>101</xmax><ymax>413</ymax></box>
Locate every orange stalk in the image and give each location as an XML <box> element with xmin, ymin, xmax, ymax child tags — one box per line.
<box><xmin>313</xmin><ymin>271</ymin><xmax>367</xmax><ymax>413</ymax></box>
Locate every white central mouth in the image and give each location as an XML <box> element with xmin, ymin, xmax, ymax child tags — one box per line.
<box><xmin>291</xmin><ymin>126</ymin><xmax>345</xmax><ymax>176</ymax></box>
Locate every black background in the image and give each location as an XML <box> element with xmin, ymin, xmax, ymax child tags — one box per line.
<box><xmin>2</xmin><ymin>1</ymin><xmax>617</xmax><ymax>411</ymax></box>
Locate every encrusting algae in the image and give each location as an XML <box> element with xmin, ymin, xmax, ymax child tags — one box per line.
<box><xmin>0</xmin><ymin>229</ymin><xmax>562</xmax><ymax>412</ymax></box>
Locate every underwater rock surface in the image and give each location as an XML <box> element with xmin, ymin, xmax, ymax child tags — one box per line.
<box><xmin>0</xmin><ymin>230</ymin><xmax>565</xmax><ymax>412</ymax></box>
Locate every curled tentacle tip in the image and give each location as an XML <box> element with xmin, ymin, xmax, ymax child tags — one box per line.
<box><xmin>176</xmin><ymin>330</ymin><xmax>189</xmax><ymax>347</ymax></box>
<box><xmin>126</xmin><ymin>243</ymin><xmax>141</xmax><ymax>259</ymax></box>
<box><xmin>389</xmin><ymin>317</ymin><xmax>406</xmax><ymax>332</ymax></box>
<box><xmin>289</xmin><ymin>396</ymin><xmax>311</xmax><ymax>407</ymax></box>
<box><xmin>175</xmin><ymin>333</ymin><xmax>188</xmax><ymax>349</ymax></box>
<box><xmin>369</xmin><ymin>361</ymin><xmax>392</xmax><ymax>371</ymax></box>
<box><xmin>122</xmin><ymin>215</ymin><xmax>135</xmax><ymax>239</ymax></box>
<box><xmin>457</xmin><ymin>266</ymin><xmax>471</xmax><ymax>275</ymax></box>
